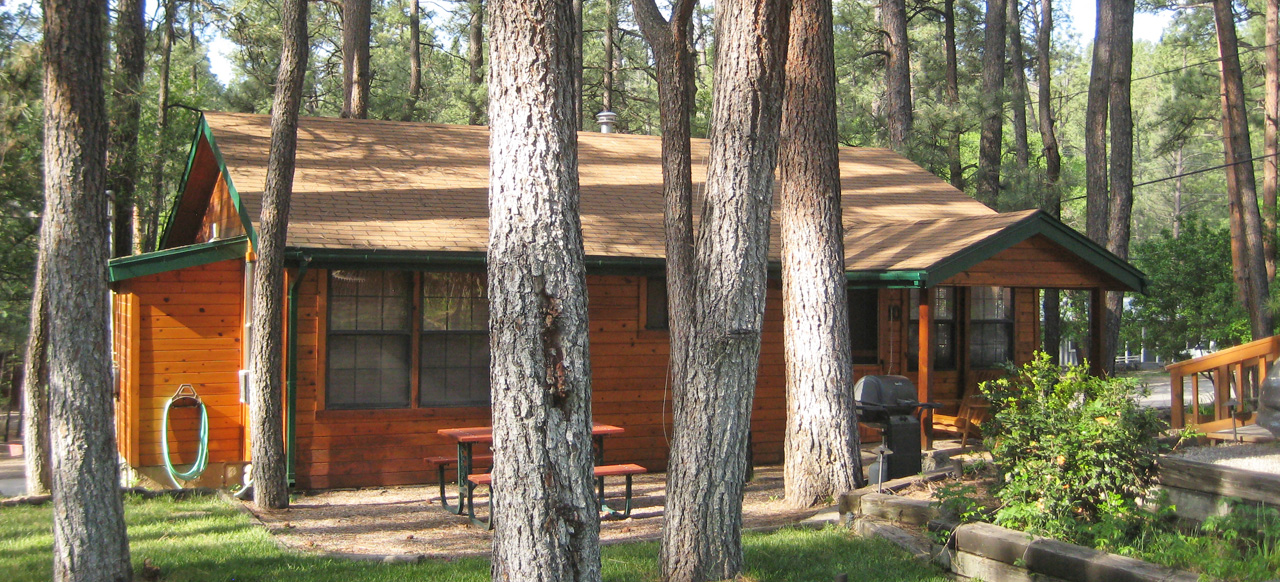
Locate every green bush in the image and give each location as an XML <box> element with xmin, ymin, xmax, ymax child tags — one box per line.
<box><xmin>979</xmin><ymin>352</ymin><xmax>1166</xmax><ymax>543</ymax></box>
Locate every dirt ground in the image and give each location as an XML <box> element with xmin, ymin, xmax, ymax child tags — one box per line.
<box><xmin>246</xmin><ymin>465</ymin><xmax>824</xmax><ymax>560</ymax></box>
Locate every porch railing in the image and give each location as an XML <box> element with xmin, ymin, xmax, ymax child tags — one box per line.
<box><xmin>1166</xmin><ymin>335</ymin><xmax>1280</xmax><ymax>429</ymax></box>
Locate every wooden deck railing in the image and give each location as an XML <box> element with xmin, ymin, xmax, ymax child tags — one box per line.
<box><xmin>1166</xmin><ymin>335</ymin><xmax>1280</xmax><ymax>429</ymax></box>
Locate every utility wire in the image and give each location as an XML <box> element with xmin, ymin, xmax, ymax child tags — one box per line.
<box><xmin>1060</xmin><ymin>150</ymin><xmax>1280</xmax><ymax>202</ymax></box>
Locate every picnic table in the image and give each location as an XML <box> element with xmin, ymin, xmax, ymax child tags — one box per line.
<box><xmin>432</xmin><ymin>422</ymin><xmax>631</xmax><ymax>525</ymax></box>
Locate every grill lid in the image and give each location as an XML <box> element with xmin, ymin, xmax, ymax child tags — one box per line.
<box><xmin>854</xmin><ymin>375</ymin><xmax>919</xmax><ymax>409</ymax></box>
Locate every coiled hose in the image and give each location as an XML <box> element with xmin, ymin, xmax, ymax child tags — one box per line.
<box><xmin>161</xmin><ymin>384</ymin><xmax>210</xmax><ymax>486</ymax></box>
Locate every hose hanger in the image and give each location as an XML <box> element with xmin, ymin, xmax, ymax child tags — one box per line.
<box><xmin>162</xmin><ymin>383</ymin><xmax>210</xmax><ymax>487</ymax></box>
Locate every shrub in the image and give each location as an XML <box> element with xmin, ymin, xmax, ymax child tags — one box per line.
<box><xmin>979</xmin><ymin>352</ymin><xmax>1166</xmax><ymax>543</ymax></box>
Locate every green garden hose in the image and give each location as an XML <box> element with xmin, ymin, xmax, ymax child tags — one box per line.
<box><xmin>162</xmin><ymin>384</ymin><xmax>210</xmax><ymax>486</ymax></box>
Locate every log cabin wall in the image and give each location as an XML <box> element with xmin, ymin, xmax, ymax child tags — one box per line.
<box><xmin>112</xmin><ymin>259</ymin><xmax>247</xmax><ymax>485</ymax></box>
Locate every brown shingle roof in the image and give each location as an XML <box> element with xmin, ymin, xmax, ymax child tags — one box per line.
<box><xmin>204</xmin><ymin>111</ymin><xmax>998</xmax><ymax>262</ymax></box>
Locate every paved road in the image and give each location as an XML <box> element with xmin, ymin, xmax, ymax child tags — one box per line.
<box><xmin>0</xmin><ymin>450</ymin><xmax>24</xmax><ymax>497</ymax></box>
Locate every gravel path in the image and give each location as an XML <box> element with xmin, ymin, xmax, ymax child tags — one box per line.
<box><xmin>1171</xmin><ymin>442</ymin><xmax>1280</xmax><ymax>475</ymax></box>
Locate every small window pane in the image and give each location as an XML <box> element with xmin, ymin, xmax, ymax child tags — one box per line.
<box><xmin>645</xmin><ymin>276</ymin><xmax>669</xmax><ymax>330</ymax></box>
<box><xmin>419</xmin><ymin>272</ymin><xmax>491</xmax><ymax>407</ymax></box>
<box><xmin>326</xmin><ymin>270</ymin><xmax>412</xmax><ymax>409</ymax></box>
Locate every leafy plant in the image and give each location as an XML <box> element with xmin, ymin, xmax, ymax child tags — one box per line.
<box><xmin>979</xmin><ymin>352</ymin><xmax>1166</xmax><ymax>544</ymax></box>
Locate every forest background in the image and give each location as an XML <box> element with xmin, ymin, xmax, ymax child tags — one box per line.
<box><xmin>0</xmin><ymin>0</ymin><xmax>1270</xmax><ymax>377</ymax></box>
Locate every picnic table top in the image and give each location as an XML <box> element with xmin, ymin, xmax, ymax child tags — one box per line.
<box><xmin>438</xmin><ymin>422</ymin><xmax>625</xmax><ymax>443</ymax></box>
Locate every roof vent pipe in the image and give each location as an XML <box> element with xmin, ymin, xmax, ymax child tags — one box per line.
<box><xmin>596</xmin><ymin>110</ymin><xmax>617</xmax><ymax>133</ymax></box>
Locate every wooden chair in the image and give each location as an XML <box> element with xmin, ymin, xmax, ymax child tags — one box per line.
<box><xmin>931</xmin><ymin>393</ymin><xmax>990</xmax><ymax>445</ymax></box>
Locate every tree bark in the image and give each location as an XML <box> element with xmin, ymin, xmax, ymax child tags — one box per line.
<box><xmin>42</xmin><ymin>0</ymin><xmax>132</xmax><ymax>579</ymax></box>
<box><xmin>632</xmin><ymin>0</ymin><xmax>697</xmax><ymax>484</ymax></box>
<box><xmin>468</xmin><ymin>0</ymin><xmax>485</xmax><ymax>125</ymax></box>
<box><xmin>779</xmin><ymin>0</ymin><xmax>863</xmax><ymax>509</ymax></box>
<box><xmin>403</xmin><ymin>0</ymin><xmax>422</xmax><ymax>121</ymax></box>
<box><xmin>140</xmin><ymin>0</ymin><xmax>177</xmax><ymax>254</ymax></box>
<box><xmin>1104</xmin><ymin>0</ymin><xmax>1134</xmax><ymax>375</ymax></box>
<box><xmin>1214</xmin><ymin>0</ymin><xmax>1274</xmax><ymax>340</ymax></box>
<box><xmin>487</xmin><ymin>0</ymin><xmax>601</xmax><ymax>578</ymax></box>
<box><xmin>1036</xmin><ymin>0</ymin><xmax>1062</xmax><ymax>364</ymax></box>
<box><xmin>603</xmin><ymin>0</ymin><xmax>617</xmax><ymax>113</ymax></box>
<box><xmin>881</xmin><ymin>0</ymin><xmax>911</xmax><ymax>149</ymax></box>
<box><xmin>1085</xmin><ymin>0</ymin><xmax>1112</xmax><ymax>245</ymax></box>
<box><xmin>250</xmin><ymin>0</ymin><xmax>308</xmax><ymax>511</ymax></box>
<box><xmin>660</xmin><ymin>0</ymin><xmax>790</xmax><ymax>577</ymax></box>
<box><xmin>107</xmin><ymin>0</ymin><xmax>145</xmax><ymax>257</ymax></box>
<box><xmin>573</xmin><ymin>0</ymin><xmax>584</xmax><ymax>128</ymax></box>
<box><xmin>944</xmin><ymin>0</ymin><xmax>963</xmax><ymax>190</ymax></box>
<box><xmin>21</xmin><ymin>248</ymin><xmax>50</xmax><ymax>495</ymax></box>
<box><xmin>976</xmin><ymin>0</ymin><xmax>1007</xmax><ymax>208</ymax></box>
<box><xmin>1007</xmin><ymin>0</ymin><xmax>1029</xmax><ymax>169</ymax></box>
<box><xmin>1265</xmin><ymin>0</ymin><xmax>1278</xmax><ymax>280</ymax></box>
<box><xmin>341</xmin><ymin>0</ymin><xmax>372</xmax><ymax>119</ymax></box>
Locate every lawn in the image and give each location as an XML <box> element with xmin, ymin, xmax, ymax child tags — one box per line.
<box><xmin>0</xmin><ymin>493</ymin><xmax>951</xmax><ymax>581</ymax></box>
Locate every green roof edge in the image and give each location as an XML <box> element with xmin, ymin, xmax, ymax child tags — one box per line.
<box><xmin>158</xmin><ymin>113</ymin><xmax>258</xmax><ymax>252</ymax></box>
<box><xmin>109</xmin><ymin>236</ymin><xmax>250</xmax><ymax>282</ymax></box>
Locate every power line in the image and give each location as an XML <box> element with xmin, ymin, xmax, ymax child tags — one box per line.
<box><xmin>1060</xmin><ymin>150</ymin><xmax>1280</xmax><ymax>202</ymax></box>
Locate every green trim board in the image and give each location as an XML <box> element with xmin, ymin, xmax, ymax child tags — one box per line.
<box><xmin>108</xmin><ymin>236</ymin><xmax>250</xmax><ymax>282</ymax></box>
<box><xmin>158</xmin><ymin>113</ymin><xmax>258</xmax><ymax>252</ymax></box>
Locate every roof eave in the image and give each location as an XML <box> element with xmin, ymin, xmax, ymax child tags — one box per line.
<box><xmin>109</xmin><ymin>236</ymin><xmax>250</xmax><ymax>282</ymax></box>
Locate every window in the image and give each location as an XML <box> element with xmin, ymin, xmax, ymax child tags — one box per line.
<box><xmin>327</xmin><ymin>270</ymin><xmax>413</xmax><ymax>409</ymax></box>
<box><xmin>908</xmin><ymin>287</ymin><xmax>957</xmax><ymax>370</ymax></box>
<box><xmin>969</xmin><ymin>287</ymin><xmax>1013</xmax><ymax>368</ymax></box>
<box><xmin>644</xmin><ymin>276</ymin><xmax>668</xmax><ymax>330</ymax></box>
<box><xmin>847</xmin><ymin>288</ymin><xmax>879</xmax><ymax>365</ymax></box>
<box><xmin>420</xmin><ymin>273</ymin><xmax>490</xmax><ymax>406</ymax></box>
<box><xmin>326</xmin><ymin>270</ymin><xmax>491</xmax><ymax>410</ymax></box>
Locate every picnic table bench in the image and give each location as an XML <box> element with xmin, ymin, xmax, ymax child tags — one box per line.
<box><xmin>466</xmin><ymin>463</ymin><xmax>648</xmax><ymax>528</ymax></box>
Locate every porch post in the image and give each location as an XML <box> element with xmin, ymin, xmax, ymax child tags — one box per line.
<box><xmin>918</xmin><ymin>287</ymin><xmax>933</xmax><ymax>449</ymax></box>
<box><xmin>1089</xmin><ymin>287</ymin><xmax>1106</xmax><ymax>377</ymax></box>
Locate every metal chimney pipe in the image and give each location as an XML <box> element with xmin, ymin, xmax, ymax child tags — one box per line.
<box><xmin>596</xmin><ymin>110</ymin><xmax>617</xmax><ymax>133</ymax></box>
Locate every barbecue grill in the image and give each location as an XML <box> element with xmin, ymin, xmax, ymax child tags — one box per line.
<box><xmin>854</xmin><ymin>375</ymin><xmax>939</xmax><ymax>482</ymax></box>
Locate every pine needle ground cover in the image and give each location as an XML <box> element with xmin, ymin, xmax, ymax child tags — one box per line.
<box><xmin>0</xmin><ymin>493</ymin><xmax>950</xmax><ymax>581</ymax></box>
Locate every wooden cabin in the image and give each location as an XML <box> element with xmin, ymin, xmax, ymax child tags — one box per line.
<box><xmin>108</xmin><ymin>112</ymin><xmax>1145</xmax><ymax>489</ymax></box>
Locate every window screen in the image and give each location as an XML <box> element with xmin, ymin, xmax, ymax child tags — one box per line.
<box><xmin>420</xmin><ymin>272</ymin><xmax>490</xmax><ymax>407</ymax></box>
<box><xmin>327</xmin><ymin>270</ymin><xmax>413</xmax><ymax>409</ymax></box>
<box><xmin>969</xmin><ymin>287</ymin><xmax>1013</xmax><ymax>368</ymax></box>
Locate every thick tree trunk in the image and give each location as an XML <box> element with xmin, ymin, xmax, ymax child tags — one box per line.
<box><xmin>632</xmin><ymin>0</ymin><xmax>697</xmax><ymax>469</ymax></box>
<box><xmin>944</xmin><ymin>0</ymin><xmax>963</xmax><ymax>190</ymax></box>
<box><xmin>976</xmin><ymin>0</ymin><xmax>1006</xmax><ymax>208</ymax></box>
<box><xmin>250</xmin><ymin>0</ymin><xmax>308</xmax><ymax>511</ymax></box>
<box><xmin>341</xmin><ymin>0</ymin><xmax>372</xmax><ymax>119</ymax></box>
<box><xmin>42</xmin><ymin>0</ymin><xmax>132</xmax><ymax>579</ymax></box>
<box><xmin>1214</xmin><ymin>0</ymin><xmax>1274</xmax><ymax>340</ymax></box>
<box><xmin>1103</xmin><ymin>0</ymin><xmax>1134</xmax><ymax>375</ymax></box>
<box><xmin>21</xmin><ymin>251</ymin><xmax>50</xmax><ymax>495</ymax></box>
<box><xmin>1036</xmin><ymin>0</ymin><xmax>1062</xmax><ymax>364</ymax></box>
<box><xmin>779</xmin><ymin>0</ymin><xmax>863</xmax><ymax>509</ymax></box>
<box><xmin>487</xmin><ymin>0</ymin><xmax>600</xmax><ymax>578</ymax></box>
<box><xmin>573</xmin><ymin>0</ymin><xmax>583</xmax><ymax>128</ymax></box>
<box><xmin>660</xmin><ymin>0</ymin><xmax>790</xmax><ymax>577</ymax></box>
<box><xmin>1085</xmin><ymin>0</ymin><xmax>1113</xmax><ymax>245</ymax></box>
<box><xmin>403</xmin><ymin>0</ymin><xmax>422</xmax><ymax>121</ymax></box>
<box><xmin>881</xmin><ymin>0</ymin><xmax>911</xmax><ymax>149</ymax></box>
<box><xmin>1007</xmin><ymin>0</ymin><xmax>1029</xmax><ymax>169</ymax></box>
<box><xmin>107</xmin><ymin>0</ymin><xmax>145</xmax><ymax>258</ymax></box>
<box><xmin>141</xmin><ymin>0</ymin><xmax>176</xmax><ymax>254</ymax></box>
<box><xmin>468</xmin><ymin>0</ymin><xmax>485</xmax><ymax>125</ymax></box>
<box><xmin>603</xmin><ymin>0</ymin><xmax>616</xmax><ymax>112</ymax></box>
<box><xmin>1265</xmin><ymin>0</ymin><xmax>1278</xmax><ymax>279</ymax></box>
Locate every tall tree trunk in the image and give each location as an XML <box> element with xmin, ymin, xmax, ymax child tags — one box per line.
<box><xmin>1007</xmin><ymin>0</ymin><xmax>1029</xmax><ymax>169</ymax></box>
<box><xmin>603</xmin><ymin>0</ymin><xmax>617</xmax><ymax>113</ymax></box>
<box><xmin>42</xmin><ymin>0</ymin><xmax>132</xmax><ymax>579</ymax></box>
<box><xmin>1036</xmin><ymin>0</ymin><xmax>1062</xmax><ymax>364</ymax></box>
<box><xmin>1104</xmin><ymin>0</ymin><xmax>1134</xmax><ymax>375</ymax></box>
<box><xmin>976</xmin><ymin>0</ymin><xmax>1007</xmax><ymax>208</ymax></box>
<box><xmin>403</xmin><ymin>0</ymin><xmax>422</xmax><ymax>121</ymax></box>
<box><xmin>107</xmin><ymin>0</ymin><xmax>144</xmax><ymax>258</ymax></box>
<box><xmin>141</xmin><ymin>0</ymin><xmax>177</xmax><ymax>254</ymax></box>
<box><xmin>944</xmin><ymin>0</ymin><xmax>963</xmax><ymax>190</ymax></box>
<box><xmin>341</xmin><ymin>0</ymin><xmax>372</xmax><ymax>119</ymax></box>
<box><xmin>21</xmin><ymin>251</ymin><xmax>50</xmax><ymax>495</ymax></box>
<box><xmin>632</xmin><ymin>0</ymin><xmax>697</xmax><ymax>499</ymax></box>
<box><xmin>249</xmin><ymin>0</ymin><xmax>308</xmax><ymax>511</ymax></box>
<box><xmin>487</xmin><ymin>0</ymin><xmax>600</xmax><ymax>578</ymax></box>
<box><xmin>661</xmin><ymin>0</ymin><xmax>790</xmax><ymax>577</ymax></box>
<box><xmin>881</xmin><ymin>0</ymin><xmax>911</xmax><ymax>149</ymax></box>
<box><xmin>468</xmin><ymin>0</ymin><xmax>485</xmax><ymax>125</ymax></box>
<box><xmin>1214</xmin><ymin>0</ymin><xmax>1274</xmax><ymax>340</ymax></box>
<box><xmin>1265</xmin><ymin>0</ymin><xmax>1278</xmax><ymax>279</ymax></box>
<box><xmin>779</xmin><ymin>0</ymin><xmax>863</xmax><ymax>509</ymax></box>
<box><xmin>1085</xmin><ymin>0</ymin><xmax>1113</xmax><ymax>245</ymax></box>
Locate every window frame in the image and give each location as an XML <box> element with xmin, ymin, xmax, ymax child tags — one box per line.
<box><xmin>324</xmin><ymin>270</ymin><xmax>415</xmax><ymax>410</ymax></box>
<box><xmin>908</xmin><ymin>287</ymin><xmax>958</xmax><ymax>371</ymax></box>
<box><xmin>967</xmin><ymin>286</ymin><xmax>1015</xmax><ymax>369</ymax></box>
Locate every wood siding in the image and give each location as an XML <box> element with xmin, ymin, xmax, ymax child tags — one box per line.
<box><xmin>194</xmin><ymin>173</ymin><xmax>245</xmax><ymax>244</ymax></box>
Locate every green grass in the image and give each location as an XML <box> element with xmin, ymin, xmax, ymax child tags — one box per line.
<box><xmin>0</xmin><ymin>494</ymin><xmax>950</xmax><ymax>581</ymax></box>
